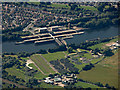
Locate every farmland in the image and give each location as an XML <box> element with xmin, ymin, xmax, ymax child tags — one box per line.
<box><xmin>3</xmin><ymin>41</ymin><xmax>119</xmax><ymax>88</ymax></box>
<box><xmin>88</xmin><ymin>37</ymin><xmax>118</xmax><ymax>50</ymax></box>
<box><xmin>77</xmin><ymin>50</ymin><xmax>118</xmax><ymax>88</ymax></box>
<box><xmin>28</xmin><ymin>63</ymin><xmax>47</xmax><ymax>79</ymax></box>
<box><xmin>30</xmin><ymin>54</ymin><xmax>56</xmax><ymax>74</ymax></box>
<box><xmin>5</xmin><ymin>66</ymin><xmax>31</xmax><ymax>81</ymax></box>
<box><xmin>50</xmin><ymin>3</ymin><xmax>69</xmax><ymax>8</ymax></box>
<box><xmin>42</xmin><ymin>52</ymin><xmax>66</xmax><ymax>62</ymax></box>
<box><xmin>75</xmin><ymin>81</ymin><xmax>100</xmax><ymax>88</ymax></box>
<box><xmin>2</xmin><ymin>2</ymin><xmax>119</xmax><ymax>89</ymax></box>
<box><xmin>80</xmin><ymin>6</ymin><xmax>98</xmax><ymax>11</ymax></box>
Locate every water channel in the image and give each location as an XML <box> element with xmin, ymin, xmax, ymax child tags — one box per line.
<box><xmin>2</xmin><ymin>26</ymin><xmax>118</xmax><ymax>53</ymax></box>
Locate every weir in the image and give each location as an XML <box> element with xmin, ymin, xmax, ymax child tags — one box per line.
<box><xmin>21</xmin><ymin>33</ymin><xmax>50</xmax><ymax>39</ymax></box>
<box><xmin>35</xmin><ymin>39</ymin><xmax>54</xmax><ymax>44</ymax></box>
<box><xmin>16</xmin><ymin>26</ymin><xmax>85</xmax><ymax>46</ymax></box>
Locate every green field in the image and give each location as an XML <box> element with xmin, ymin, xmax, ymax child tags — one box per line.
<box><xmin>77</xmin><ymin>51</ymin><xmax>118</xmax><ymax>88</ymax></box>
<box><xmin>5</xmin><ymin>66</ymin><xmax>30</xmax><ymax>81</ymax></box>
<box><xmin>30</xmin><ymin>54</ymin><xmax>55</xmax><ymax>74</ymax></box>
<box><xmin>28</xmin><ymin>2</ymin><xmax>40</xmax><ymax>5</ymax></box>
<box><xmin>75</xmin><ymin>81</ymin><xmax>100</xmax><ymax>88</ymax></box>
<box><xmin>50</xmin><ymin>3</ymin><xmax>69</xmax><ymax>8</ymax></box>
<box><xmin>88</xmin><ymin>37</ymin><xmax>118</xmax><ymax>50</ymax></box>
<box><xmin>90</xmin><ymin>56</ymin><xmax>104</xmax><ymax>64</ymax></box>
<box><xmin>42</xmin><ymin>52</ymin><xmax>65</xmax><ymax>62</ymax></box>
<box><xmin>28</xmin><ymin>63</ymin><xmax>47</xmax><ymax>79</ymax></box>
<box><xmin>83</xmin><ymin>53</ymin><xmax>93</xmax><ymax>59</ymax></box>
<box><xmin>28</xmin><ymin>2</ymin><xmax>69</xmax><ymax>9</ymax></box>
<box><xmin>88</xmin><ymin>43</ymin><xmax>106</xmax><ymax>50</ymax></box>
<box><xmin>80</xmin><ymin>6</ymin><xmax>98</xmax><ymax>11</ymax></box>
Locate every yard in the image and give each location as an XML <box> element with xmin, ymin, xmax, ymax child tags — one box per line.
<box><xmin>42</xmin><ymin>51</ymin><xmax>66</xmax><ymax>62</ymax></box>
<box><xmin>88</xmin><ymin>37</ymin><xmax>118</xmax><ymax>50</ymax></box>
<box><xmin>30</xmin><ymin>54</ymin><xmax>56</xmax><ymax>74</ymax></box>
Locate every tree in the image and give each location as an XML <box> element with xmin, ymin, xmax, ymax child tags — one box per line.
<box><xmin>68</xmin><ymin>47</ymin><xmax>74</xmax><ymax>53</ymax></box>
<box><xmin>46</xmin><ymin>2</ymin><xmax>51</xmax><ymax>5</ymax></box>
<box><xmin>70</xmin><ymin>4</ymin><xmax>78</xmax><ymax>10</ymax></box>
<box><xmin>37</xmin><ymin>49</ymin><xmax>47</xmax><ymax>54</ymax></box>
<box><xmin>103</xmin><ymin>48</ymin><xmax>114</xmax><ymax>56</ymax></box>
<box><xmin>82</xmin><ymin>63</ymin><xmax>94</xmax><ymax>71</ymax></box>
<box><xmin>97</xmin><ymin>3</ymin><xmax>106</xmax><ymax>12</ymax></box>
<box><xmin>105</xmin><ymin>83</ymin><xmax>111</xmax><ymax>89</ymax></box>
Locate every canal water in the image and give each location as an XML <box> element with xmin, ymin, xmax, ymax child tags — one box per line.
<box><xmin>2</xmin><ymin>26</ymin><xmax>118</xmax><ymax>53</ymax></box>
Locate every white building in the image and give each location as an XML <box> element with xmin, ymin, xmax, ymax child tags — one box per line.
<box><xmin>34</xmin><ymin>27</ymin><xmax>48</xmax><ymax>33</ymax></box>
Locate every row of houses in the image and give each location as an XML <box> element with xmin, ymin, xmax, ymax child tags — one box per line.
<box><xmin>34</xmin><ymin>26</ymin><xmax>64</xmax><ymax>34</ymax></box>
<box><xmin>2</xmin><ymin>3</ymin><xmax>75</xmax><ymax>31</ymax></box>
<box><xmin>44</xmin><ymin>73</ymin><xmax>77</xmax><ymax>87</ymax></box>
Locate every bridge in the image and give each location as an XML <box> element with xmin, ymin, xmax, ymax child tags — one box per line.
<box><xmin>54</xmin><ymin>38</ymin><xmax>63</xmax><ymax>46</ymax></box>
<box><xmin>49</xmin><ymin>33</ymin><xmax>63</xmax><ymax>46</ymax></box>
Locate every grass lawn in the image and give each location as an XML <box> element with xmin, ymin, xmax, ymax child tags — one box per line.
<box><xmin>20</xmin><ymin>57</ymin><xmax>29</xmax><ymax>60</ymax></box>
<box><xmin>29</xmin><ymin>63</ymin><xmax>47</xmax><ymax>79</ymax></box>
<box><xmin>75</xmin><ymin>81</ymin><xmax>100</xmax><ymax>88</ymax></box>
<box><xmin>28</xmin><ymin>2</ymin><xmax>40</xmax><ymax>5</ymax></box>
<box><xmin>42</xmin><ymin>52</ymin><xmax>65</xmax><ymax>62</ymax></box>
<box><xmin>73</xmin><ymin>63</ymin><xmax>88</xmax><ymax>71</ymax></box>
<box><xmin>88</xmin><ymin>37</ymin><xmax>118</xmax><ymax>50</ymax></box>
<box><xmin>50</xmin><ymin>3</ymin><xmax>69</xmax><ymax>8</ymax></box>
<box><xmin>30</xmin><ymin>54</ymin><xmax>55</xmax><ymax>74</ymax></box>
<box><xmin>90</xmin><ymin>56</ymin><xmax>104</xmax><ymax>64</ymax></box>
<box><xmin>88</xmin><ymin>43</ymin><xmax>106</xmax><ymax>50</ymax></box>
<box><xmin>80</xmin><ymin>6</ymin><xmax>98</xmax><ymax>11</ymax></box>
<box><xmin>99</xmin><ymin>49</ymin><xmax>118</xmax><ymax>69</ymax></box>
<box><xmin>83</xmin><ymin>53</ymin><xmax>93</xmax><ymax>59</ymax></box>
<box><xmin>77</xmin><ymin>64</ymin><xmax>118</xmax><ymax>88</ymax></box>
<box><xmin>77</xmin><ymin>50</ymin><xmax>118</xmax><ymax>88</ymax></box>
<box><xmin>105</xmin><ymin>5</ymin><xmax>110</xmax><ymax>9</ymax></box>
<box><xmin>38</xmin><ymin>82</ymin><xmax>62</xmax><ymax>88</ymax></box>
<box><xmin>5</xmin><ymin>66</ymin><xmax>30</xmax><ymax>81</ymax></box>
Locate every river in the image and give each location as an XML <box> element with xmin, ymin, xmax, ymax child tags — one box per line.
<box><xmin>2</xmin><ymin>26</ymin><xmax>118</xmax><ymax>53</ymax></box>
